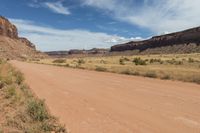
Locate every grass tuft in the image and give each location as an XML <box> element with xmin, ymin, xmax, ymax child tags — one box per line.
<box><xmin>27</xmin><ymin>99</ymin><xmax>49</xmax><ymax>122</ymax></box>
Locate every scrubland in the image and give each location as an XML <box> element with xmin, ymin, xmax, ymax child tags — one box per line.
<box><xmin>30</xmin><ymin>53</ymin><xmax>200</xmax><ymax>84</ymax></box>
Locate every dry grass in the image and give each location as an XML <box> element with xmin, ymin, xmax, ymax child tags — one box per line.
<box><xmin>29</xmin><ymin>53</ymin><xmax>200</xmax><ymax>84</ymax></box>
<box><xmin>0</xmin><ymin>59</ymin><xmax>67</xmax><ymax>133</ymax></box>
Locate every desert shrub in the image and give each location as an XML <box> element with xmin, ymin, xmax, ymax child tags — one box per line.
<box><xmin>100</xmin><ymin>60</ymin><xmax>106</xmax><ymax>64</ymax></box>
<box><xmin>121</xmin><ymin>69</ymin><xmax>132</xmax><ymax>75</ymax></box>
<box><xmin>149</xmin><ymin>59</ymin><xmax>163</xmax><ymax>64</ymax></box>
<box><xmin>0</xmin><ymin>128</ymin><xmax>2</xmax><ymax>133</ymax></box>
<box><xmin>174</xmin><ymin>61</ymin><xmax>183</xmax><ymax>65</ymax></box>
<box><xmin>53</xmin><ymin>59</ymin><xmax>66</xmax><ymax>63</ymax></box>
<box><xmin>144</xmin><ymin>71</ymin><xmax>157</xmax><ymax>78</ymax></box>
<box><xmin>78</xmin><ymin>59</ymin><xmax>85</xmax><ymax>64</ymax></box>
<box><xmin>161</xmin><ymin>75</ymin><xmax>170</xmax><ymax>80</ymax></box>
<box><xmin>0</xmin><ymin>80</ymin><xmax>4</xmax><ymax>89</ymax></box>
<box><xmin>95</xmin><ymin>66</ymin><xmax>107</xmax><ymax>72</ymax></box>
<box><xmin>0</xmin><ymin>59</ymin><xmax>3</xmax><ymax>64</ymax></box>
<box><xmin>5</xmin><ymin>86</ymin><xmax>16</xmax><ymax>99</ymax></box>
<box><xmin>20</xmin><ymin>84</ymin><xmax>33</xmax><ymax>98</ymax></box>
<box><xmin>65</xmin><ymin>64</ymin><xmax>70</xmax><ymax>67</ymax></box>
<box><xmin>119</xmin><ymin>57</ymin><xmax>130</xmax><ymax>65</ymax></box>
<box><xmin>123</xmin><ymin>57</ymin><xmax>130</xmax><ymax>61</ymax></box>
<box><xmin>133</xmin><ymin>57</ymin><xmax>147</xmax><ymax>65</ymax></box>
<box><xmin>30</xmin><ymin>58</ymin><xmax>40</xmax><ymax>62</ymax></box>
<box><xmin>121</xmin><ymin>70</ymin><xmax>140</xmax><ymax>76</ymax></box>
<box><xmin>188</xmin><ymin>58</ymin><xmax>195</xmax><ymax>63</ymax></box>
<box><xmin>190</xmin><ymin>76</ymin><xmax>200</xmax><ymax>84</ymax></box>
<box><xmin>132</xmin><ymin>71</ymin><xmax>140</xmax><ymax>76</ymax></box>
<box><xmin>13</xmin><ymin>70</ymin><xmax>24</xmax><ymax>85</ymax></box>
<box><xmin>166</xmin><ymin>59</ymin><xmax>183</xmax><ymax>65</ymax></box>
<box><xmin>27</xmin><ymin>99</ymin><xmax>49</xmax><ymax>122</ymax></box>
<box><xmin>119</xmin><ymin>58</ymin><xmax>125</xmax><ymax>65</ymax></box>
<box><xmin>2</xmin><ymin>76</ymin><xmax>13</xmax><ymax>85</ymax></box>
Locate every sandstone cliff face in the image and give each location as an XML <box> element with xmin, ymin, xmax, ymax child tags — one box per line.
<box><xmin>18</xmin><ymin>37</ymin><xmax>36</xmax><ymax>49</ymax></box>
<box><xmin>0</xmin><ymin>16</ymin><xmax>18</xmax><ymax>39</ymax></box>
<box><xmin>0</xmin><ymin>16</ymin><xmax>46</xmax><ymax>59</ymax></box>
<box><xmin>111</xmin><ymin>27</ymin><xmax>200</xmax><ymax>52</ymax></box>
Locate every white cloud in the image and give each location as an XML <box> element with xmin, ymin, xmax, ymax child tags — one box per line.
<box><xmin>43</xmin><ymin>1</ymin><xmax>70</xmax><ymax>15</ymax></box>
<box><xmin>81</xmin><ymin>0</ymin><xmax>200</xmax><ymax>33</ymax></box>
<box><xmin>10</xmin><ymin>18</ymin><xmax>140</xmax><ymax>51</ymax></box>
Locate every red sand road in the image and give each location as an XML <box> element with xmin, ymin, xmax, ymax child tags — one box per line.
<box><xmin>11</xmin><ymin>61</ymin><xmax>200</xmax><ymax>133</ymax></box>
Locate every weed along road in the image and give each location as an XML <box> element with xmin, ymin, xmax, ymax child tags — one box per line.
<box><xmin>11</xmin><ymin>60</ymin><xmax>200</xmax><ymax>133</ymax></box>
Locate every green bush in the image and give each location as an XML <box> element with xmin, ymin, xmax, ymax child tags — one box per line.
<box><xmin>53</xmin><ymin>59</ymin><xmax>66</xmax><ymax>63</ymax></box>
<box><xmin>27</xmin><ymin>99</ymin><xmax>49</xmax><ymax>122</ymax></box>
<box><xmin>133</xmin><ymin>57</ymin><xmax>147</xmax><ymax>65</ymax></box>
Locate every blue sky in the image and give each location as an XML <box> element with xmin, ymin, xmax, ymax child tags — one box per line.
<box><xmin>0</xmin><ymin>0</ymin><xmax>200</xmax><ymax>51</ymax></box>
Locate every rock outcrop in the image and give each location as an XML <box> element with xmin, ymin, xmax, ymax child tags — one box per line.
<box><xmin>0</xmin><ymin>16</ymin><xmax>46</xmax><ymax>59</ymax></box>
<box><xmin>111</xmin><ymin>27</ymin><xmax>200</xmax><ymax>52</ymax></box>
<box><xmin>0</xmin><ymin>16</ymin><xmax>18</xmax><ymax>39</ymax></box>
<box><xmin>18</xmin><ymin>37</ymin><xmax>36</xmax><ymax>49</ymax></box>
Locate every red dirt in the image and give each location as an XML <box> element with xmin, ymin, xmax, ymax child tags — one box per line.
<box><xmin>11</xmin><ymin>61</ymin><xmax>200</xmax><ymax>133</ymax></box>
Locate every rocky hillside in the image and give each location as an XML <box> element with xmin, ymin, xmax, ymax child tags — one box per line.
<box><xmin>111</xmin><ymin>27</ymin><xmax>200</xmax><ymax>53</ymax></box>
<box><xmin>0</xmin><ymin>16</ymin><xmax>46</xmax><ymax>59</ymax></box>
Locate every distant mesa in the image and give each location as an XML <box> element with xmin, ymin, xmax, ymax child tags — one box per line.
<box><xmin>111</xmin><ymin>27</ymin><xmax>200</xmax><ymax>52</ymax></box>
<box><xmin>46</xmin><ymin>26</ymin><xmax>200</xmax><ymax>58</ymax></box>
<box><xmin>46</xmin><ymin>48</ymin><xmax>109</xmax><ymax>57</ymax></box>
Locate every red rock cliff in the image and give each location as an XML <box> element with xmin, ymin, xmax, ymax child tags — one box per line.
<box><xmin>0</xmin><ymin>16</ymin><xmax>18</xmax><ymax>39</ymax></box>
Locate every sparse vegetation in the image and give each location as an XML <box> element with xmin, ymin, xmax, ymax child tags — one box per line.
<box><xmin>144</xmin><ymin>71</ymin><xmax>157</xmax><ymax>78</ymax></box>
<box><xmin>95</xmin><ymin>66</ymin><xmax>107</xmax><ymax>72</ymax></box>
<box><xmin>188</xmin><ymin>58</ymin><xmax>195</xmax><ymax>63</ymax></box>
<box><xmin>53</xmin><ymin>59</ymin><xmax>66</xmax><ymax>63</ymax></box>
<box><xmin>119</xmin><ymin>58</ymin><xmax>125</xmax><ymax>65</ymax></box>
<box><xmin>30</xmin><ymin>53</ymin><xmax>200</xmax><ymax>84</ymax></box>
<box><xmin>149</xmin><ymin>58</ymin><xmax>163</xmax><ymax>64</ymax></box>
<box><xmin>78</xmin><ymin>58</ymin><xmax>85</xmax><ymax>65</ymax></box>
<box><xmin>133</xmin><ymin>57</ymin><xmax>147</xmax><ymax>65</ymax></box>
<box><xmin>161</xmin><ymin>75</ymin><xmax>171</xmax><ymax>80</ymax></box>
<box><xmin>0</xmin><ymin>60</ymin><xmax>67</xmax><ymax>132</ymax></box>
<box><xmin>13</xmin><ymin>70</ymin><xmax>24</xmax><ymax>85</ymax></box>
<box><xmin>27</xmin><ymin>99</ymin><xmax>49</xmax><ymax>121</ymax></box>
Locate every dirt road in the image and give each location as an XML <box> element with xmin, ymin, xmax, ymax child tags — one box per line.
<box><xmin>11</xmin><ymin>61</ymin><xmax>200</xmax><ymax>133</ymax></box>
